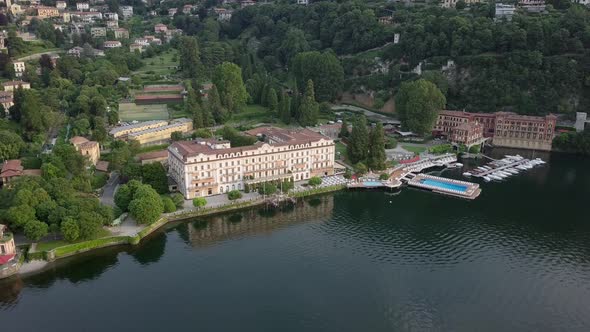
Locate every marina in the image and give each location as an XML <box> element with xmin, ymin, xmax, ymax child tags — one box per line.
<box><xmin>462</xmin><ymin>155</ymin><xmax>546</xmax><ymax>182</ymax></box>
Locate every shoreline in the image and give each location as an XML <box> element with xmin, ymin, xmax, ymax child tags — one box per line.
<box><xmin>4</xmin><ymin>185</ymin><xmax>347</xmax><ymax>280</ymax></box>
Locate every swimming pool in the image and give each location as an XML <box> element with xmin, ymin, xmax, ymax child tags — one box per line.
<box><xmin>363</xmin><ymin>181</ymin><xmax>383</xmax><ymax>187</ymax></box>
<box><xmin>421</xmin><ymin>178</ymin><xmax>468</xmax><ymax>192</ymax></box>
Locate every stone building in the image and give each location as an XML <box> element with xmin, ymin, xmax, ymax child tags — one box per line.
<box><xmin>127</xmin><ymin>118</ymin><xmax>193</xmax><ymax>146</ymax></box>
<box><xmin>70</xmin><ymin>136</ymin><xmax>100</xmax><ymax>165</ymax></box>
<box><xmin>168</xmin><ymin>127</ymin><xmax>335</xmax><ymax>199</ymax></box>
<box><xmin>434</xmin><ymin>110</ymin><xmax>556</xmax><ymax>151</ymax></box>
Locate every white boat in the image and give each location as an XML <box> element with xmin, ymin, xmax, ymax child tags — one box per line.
<box><xmin>489</xmin><ymin>174</ymin><xmax>502</xmax><ymax>181</ymax></box>
<box><xmin>535</xmin><ymin>158</ymin><xmax>546</xmax><ymax>164</ymax></box>
<box><xmin>463</xmin><ymin>172</ymin><xmax>472</xmax><ymax>177</ymax></box>
<box><xmin>484</xmin><ymin>176</ymin><xmax>491</xmax><ymax>182</ymax></box>
<box><xmin>498</xmin><ymin>171</ymin><xmax>511</xmax><ymax>177</ymax></box>
<box><xmin>483</xmin><ymin>166</ymin><xmax>492</xmax><ymax>170</ymax></box>
<box><xmin>455</xmin><ymin>163</ymin><xmax>463</xmax><ymax>167</ymax></box>
<box><xmin>506</xmin><ymin>168</ymin><xmax>519</xmax><ymax>174</ymax></box>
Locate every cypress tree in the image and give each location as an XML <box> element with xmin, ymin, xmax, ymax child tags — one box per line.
<box><xmin>347</xmin><ymin>115</ymin><xmax>369</xmax><ymax>164</ymax></box>
<box><xmin>267</xmin><ymin>87</ymin><xmax>278</xmax><ymax>112</ymax></box>
<box><xmin>208</xmin><ymin>84</ymin><xmax>228</xmax><ymax>124</ymax></box>
<box><xmin>368</xmin><ymin>123</ymin><xmax>386</xmax><ymax>170</ymax></box>
<box><xmin>297</xmin><ymin>79</ymin><xmax>319</xmax><ymax>126</ymax></box>
<box><xmin>279</xmin><ymin>93</ymin><xmax>291</xmax><ymax>124</ymax></box>
<box><xmin>339</xmin><ymin>118</ymin><xmax>349</xmax><ymax>138</ymax></box>
<box><xmin>186</xmin><ymin>88</ymin><xmax>203</xmax><ymax>128</ymax></box>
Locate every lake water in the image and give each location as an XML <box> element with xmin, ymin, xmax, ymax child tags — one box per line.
<box><xmin>1</xmin><ymin>151</ymin><xmax>590</xmax><ymax>331</ymax></box>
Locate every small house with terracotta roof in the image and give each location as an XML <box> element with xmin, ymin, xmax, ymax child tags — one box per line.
<box><xmin>70</xmin><ymin>136</ymin><xmax>100</xmax><ymax>165</ymax></box>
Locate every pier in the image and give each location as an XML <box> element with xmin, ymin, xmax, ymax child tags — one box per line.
<box><xmin>347</xmin><ymin>153</ymin><xmax>482</xmax><ymax>200</ymax></box>
<box><xmin>470</xmin><ymin>158</ymin><xmax>531</xmax><ymax>178</ymax></box>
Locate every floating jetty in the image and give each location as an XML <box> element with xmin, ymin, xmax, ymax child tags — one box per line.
<box><xmin>407</xmin><ymin>174</ymin><xmax>481</xmax><ymax>200</ymax></box>
<box><xmin>462</xmin><ymin>155</ymin><xmax>546</xmax><ymax>182</ymax></box>
<box><xmin>347</xmin><ymin>153</ymin><xmax>482</xmax><ymax>200</ymax></box>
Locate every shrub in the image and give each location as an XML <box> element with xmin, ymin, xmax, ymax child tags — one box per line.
<box><xmin>192</xmin><ymin>197</ymin><xmax>207</xmax><ymax>208</ymax></box>
<box><xmin>61</xmin><ymin>218</ymin><xmax>80</xmax><ymax>242</ymax></box>
<box><xmin>227</xmin><ymin>190</ymin><xmax>242</xmax><ymax>200</ymax></box>
<box><xmin>379</xmin><ymin>173</ymin><xmax>390</xmax><ymax>180</ymax></box>
<box><xmin>354</xmin><ymin>162</ymin><xmax>368</xmax><ymax>175</ymax></box>
<box><xmin>469</xmin><ymin>145</ymin><xmax>481</xmax><ymax>153</ymax></box>
<box><xmin>308</xmin><ymin>176</ymin><xmax>322</xmax><ymax>186</ymax></box>
<box><xmin>171</xmin><ymin>193</ymin><xmax>185</xmax><ymax>208</ymax></box>
<box><xmin>162</xmin><ymin>197</ymin><xmax>177</xmax><ymax>213</ymax></box>
<box><xmin>258</xmin><ymin>182</ymin><xmax>277</xmax><ymax>195</ymax></box>
<box><xmin>343</xmin><ymin>168</ymin><xmax>352</xmax><ymax>179</ymax></box>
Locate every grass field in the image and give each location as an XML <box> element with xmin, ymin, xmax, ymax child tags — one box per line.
<box><xmin>227</xmin><ymin>105</ymin><xmax>276</xmax><ymax>126</ymax></box>
<box><xmin>119</xmin><ymin>103</ymin><xmax>169</xmax><ymax>121</ymax></box>
<box><xmin>335</xmin><ymin>141</ymin><xmax>349</xmax><ymax>162</ymax></box>
<box><xmin>133</xmin><ymin>50</ymin><xmax>179</xmax><ymax>76</ymax></box>
<box><xmin>401</xmin><ymin>144</ymin><xmax>427</xmax><ymax>154</ymax></box>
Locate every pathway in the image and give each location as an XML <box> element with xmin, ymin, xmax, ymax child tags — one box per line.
<box><xmin>100</xmin><ymin>171</ymin><xmax>120</xmax><ymax>207</ymax></box>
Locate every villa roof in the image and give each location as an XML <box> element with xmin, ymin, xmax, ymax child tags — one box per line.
<box><xmin>70</xmin><ymin>136</ymin><xmax>89</xmax><ymax>145</ymax></box>
<box><xmin>95</xmin><ymin>161</ymin><xmax>109</xmax><ymax>172</ymax></box>
<box><xmin>137</xmin><ymin>150</ymin><xmax>168</xmax><ymax>161</ymax></box>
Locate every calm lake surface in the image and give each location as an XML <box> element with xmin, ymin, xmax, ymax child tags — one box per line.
<box><xmin>1</xmin><ymin>151</ymin><xmax>590</xmax><ymax>332</ymax></box>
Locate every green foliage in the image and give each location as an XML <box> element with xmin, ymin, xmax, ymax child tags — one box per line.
<box><xmin>227</xmin><ymin>190</ymin><xmax>243</xmax><ymax>200</ymax></box>
<box><xmin>396</xmin><ymin>79</ymin><xmax>446</xmax><ymax>136</ymax></box>
<box><xmin>128</xmin><ymin>184</ymin><xmax>164</xmax><ymax>224</ymax></box>
<box><xmin>553</xmin><ymin>128</ymin><xmax>590</xmax><ymax>155</ymax></box>
<box><xmin>213</xmin><ymin>62</ymin><xmax>249</xmax><ymax>113</ymax></box>
<box><xmin>193</xmin><ymin>128</ymin><xmax>213</xmax><ymax>138</ymax></box>
<box><xmin>468</xmin><ymin>145</ymin><xmax>481</xmax><ymax>154</ymax></box>
<box><xmin>385</xmin><ymin>137</ymin><xmax>398</xmax><ymax>149</ymax></box>
<box><xmin>141</xmin><ymin>163</ymin><xmax>169</xmax><ymax>194</ymax></box>
<box><xmin>24</xmin><ymin>220</ymin><xmax>48</xmax><ymax>241</ymax></box>
<box><xmin>339</xmin><ymin>119</ymin><xmax>349</xmax><ymax>138</ymax></box>
<box><xmin>192</xmin><ymin>197</ymin><xmax>207</xmax><ymax>208</ymax></box>
<box><xmin>354</xmin><ymin>162</ymin><xmax>368</xmax><ymax>175</ymax></box>
<box><xmin>278</xmin><ymin>93</ymin><xmax>291</xmax><ymax>124</ymax></box>
<box><xmin>344</xmin><ymin>168</ymin><xmax>352</xmax><ymax>179</ymax></box>
<box><xmin>162</xmin><ymin>197</ymin><xmax>177</xmax><ymax>213</ymax></box>
<box><xmin>298</xmin><ymin>80</ymin><xmax>319</xmax><ymax>126</ymax></box>
<box><xmin>347</xmin><ymin>116</ymin><xmax>369</xmax><ymax>164</ymax></box>
<box><xmin>308</xmin><ymin>176</ymin><xmax>322</xmax><ymax>186</ymax></box>
<box><xmin>258</xmin><ymin>182</ymin><xmax>277</xmax><ymax>195</ymax></box>
<box><xmin>171</xmin><ymin>193</ymin><xmax>185</xmax><ymax>208</ymax></box>
<box><xmin>429</xmin><ymin>144</ymin><xmax>454</xmax><ymax>155</ymax></box>
<box><xmin>292</xmin><ymin>51</ymin><xmax>344</xmax><ymax>102</ymax></box>
<box><xmin>0</xmin><ymin>130</ymin><xmax>25</xmax><ymax>160</ymax></box>
<box><xmin>220</xmin><ymin>126</ymin><xmax>257</xmax><ymax>147</ymax></box>
<box><xmin>379</xmin><ymin>173</ymin><xmax>390</xmax><ymax>180</ymax></box>
<box><xmin>368</xmin><ymin>123</ymin><xmax>387</xmax><ymax>170</ymax></box>
<box><xmin>61</xmin><ymin>218</ymin><xmax>80</xmax><ymax>242</ymax></box>
<box><xmin>178</xmin><ymin>36</ymin><xmax>202</xmax><ymax>78</ymax></box>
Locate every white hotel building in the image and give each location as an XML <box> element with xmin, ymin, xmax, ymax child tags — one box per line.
<box><xmin>168</xmin><ymin>127</ymin><xmax>335</xmax><ymax>199</ymax></box>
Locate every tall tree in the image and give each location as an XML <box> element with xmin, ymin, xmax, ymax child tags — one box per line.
<box><xmin>186</xmin><ymin>87</ymin><xmax>205</xmax><ymax>128</ymax></box>
<box><xmin>396</xmin><ymin>79</ymin><xmax>446</xmax><ymax>136</ymax></box>
<box><xmin>292</xmin><ymin>51</ymin><xmax>344</xmax><ymax>102</ymax></box>
<box><xmin>178</xmin><ymin>36</ymin><xmax>202</xmax><ymax>78</ymax></box>
<box><xmin>267</xmin><ymin>87</ymin><xmax>278</xmax><ymax>112</ymax></box>
<box><xmin>339</xmin><ymin>118</ymin><xmax>349</xmax><ymax>138</ymax></box>
<box><xmin>212</xmin><ymin>62</ymin><xmax>249</xmax><ymax>113</ymax></box>
<box><xmin>208</xmin><ymin>84</ymin><xmax>228</xmax><ymax>124</ymax></box>
<box><xmin>368</xmin><ymin>123</ymin><xmax>386</xmax><ymax>171</ymax></box>
<box><xmin>347</xmin><ymin>116</ymin><xmax>369</xmax><ymax>164</ymax></box>
<box><xmin>279</xmin><ymin>93</ymin><xmax>291</xmax><ymax>124</ymax></box>
<box><xmin>297</xmin><ymin>80</ymin><xmax>319</xmax><ymax>126</ymax></box>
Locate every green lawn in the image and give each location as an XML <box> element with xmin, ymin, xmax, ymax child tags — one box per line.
<box><xmin>119</xmin><ymin>102</ymin><xmax>169</xmax><ymax>121</ymax></box>
<box><xmin>227</xmin><ymin>105</ymin><xmax>277</xmax><ymax>126</ymax></box>
<box><xmin>401</xmin><ymin>145</ymin><xmax>427</xmax><ymax>154</ymax></box>
<box><xmin>335</xmin><ymin>141</ymin><xmax>348</xmax><ymax>162</ymax></box>
<box><xmin>138</xmin><ymin>143</ymin><xmax>170</xmax><ymax>154</ymax></box>
<box><xmin>35</xmin><ymin>229</ymin><xmax>112</xmax><ymax>252</ymax></box>
<box><xmin>133</xmin><ymin>50</ymin><xmax>179</xmax><ymax>76</ymax></box>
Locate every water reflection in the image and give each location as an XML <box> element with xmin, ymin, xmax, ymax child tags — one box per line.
<box><xmin>186</xmin><ymin>196</ymin><xmax>334</xmax><ymax>247</ymax></box>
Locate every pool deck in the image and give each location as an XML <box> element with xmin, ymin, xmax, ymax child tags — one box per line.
<box><xmin>407</xmin><ymin>174</ymin><xmax>481</xmax><ymax>200</ymax></box>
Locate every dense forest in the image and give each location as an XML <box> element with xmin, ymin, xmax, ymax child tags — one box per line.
<box><xmin>165</xmin><ymin>0</ymin><xmax>590</xmax><ymax>116</ymax></box>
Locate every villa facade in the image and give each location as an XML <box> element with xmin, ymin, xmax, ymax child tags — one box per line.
<box><xmin>168</xmin><ymin>127</ymin><xmax>335</xmax><ymax>199</ymax></box>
